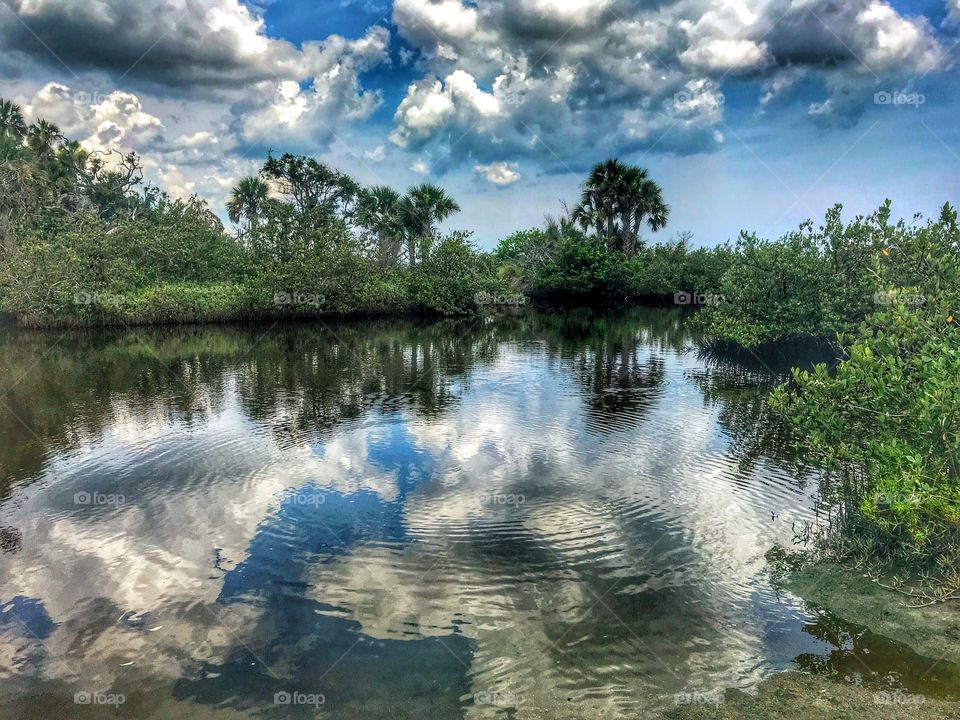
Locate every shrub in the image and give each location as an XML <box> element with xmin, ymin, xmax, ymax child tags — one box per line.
<box><xmin>770</xmin><ymin>203</ymin><xmax>960</xmax><ymax>579</ymax></box>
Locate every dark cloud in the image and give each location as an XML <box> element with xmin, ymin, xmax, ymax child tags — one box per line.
<box><xmin>0</xmin><ymin>0</ymin><xmax>300</xmax><ymax>90</ymax></box>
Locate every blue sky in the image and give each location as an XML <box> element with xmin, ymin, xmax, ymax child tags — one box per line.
<box><xmin>1</xmin><ymin>0</ymin><xmax>958</xmax><ymax>248</ymax></box>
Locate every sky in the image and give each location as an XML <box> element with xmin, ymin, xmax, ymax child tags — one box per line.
<box><xmin>0</xmin><ymin>0</ymin><xmax>958</xmax><ymax>249</ymax></box>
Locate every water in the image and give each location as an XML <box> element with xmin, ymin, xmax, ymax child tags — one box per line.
<box><xmin>0</xmin><ymin>308</ymin><xmax>955</xmax><ymax>719</ymax></box>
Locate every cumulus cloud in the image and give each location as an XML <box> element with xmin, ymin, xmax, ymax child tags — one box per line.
<box><xmin>0</xmin><ymin>0</ymin><xmax>303</xmax><ymax>89</ymax></box>
<box><xmin>949</xmin><ymin>0</ymin><xmax>960</xmax><ymax>26</ymax></box>
<box><xmin>474</xmin><ymin>162</ymin><xmax>520</xmax><ymax>185</ymax></box>
<box><xmin>388</xmin><ymin>0</ymin><xmax>951</xmax><ymax>168</ymax></box>
<box><xmin>23</xmin><ymin>82</ymin><xmax>164</xmax><ymax>151</ymax></box>
<box><xmin>234</xmin><ymin>26</ymin><xmax>390</xmax><ymax>148</ymax></box>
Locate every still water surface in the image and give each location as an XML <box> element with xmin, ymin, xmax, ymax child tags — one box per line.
<box><xmin>0</xmin><ymin>309</ymin><xmax>955</xmax><ymax>718</ymax></box>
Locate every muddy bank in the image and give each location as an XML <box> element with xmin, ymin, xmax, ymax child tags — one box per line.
<box><xmin>664</xmin><ymin>553</ymin><xmax>960</xmax><ymax>719</ymax></box>
<box><xmin>662</xmin><ymin>671</ymin><xmax>959</xmax><ymax>719</ymax></box>
<box><xmin>770</xmin><ymin>551</ymin><xmax>960</xmax><ymax>667</ymax></box>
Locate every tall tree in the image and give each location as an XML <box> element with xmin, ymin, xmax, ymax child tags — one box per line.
<box><xmin>617</xmin><ymin>165</ymin><xmax>669</xmax><ymax>255</ymax></box>
<box><xmin>573</xmin><ymin>158</ymin><xmax>629</xmax><ymax>244</ymax></box>
<box><xmin>227</xmin><ymin>176</ymin><xmax>270</xmax><ymax>238</ymax></box>
<box><xmin>400</xmin><ymin>183</ymin><xmax>461</xmax><ymax>266</ymax></box>
<box><xmin>26</xmin><ymin>120</ymin><xmax>62</xmax><ymax>158</ymax></box>
<box><xmin>573</xmin><ymin>159</ymin><xmax>669</xmax><ymax>256</ymax></box>
<box><xmin>0</xmin><ymin>100</ymin><xmax>27</xmax><ymax>142</ymax></box>
<box><xmin>356</xmin><ymin>185</ymin><xmax>405</xmax><ymax>267</ymax></box>
<box><xmin>261</xmin><ymin>153</ymin><xmax>359</xmax><ymax>219</ymax></box>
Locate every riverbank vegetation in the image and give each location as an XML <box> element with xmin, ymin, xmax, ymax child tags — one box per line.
<box><xmin>1</xmin><ymin>98</ymin><xmax>958</xmax><ymax>588</ymax></box>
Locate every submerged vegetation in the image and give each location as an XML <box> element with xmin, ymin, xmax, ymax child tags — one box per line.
<box><xmin>0</xmin><ymin>97</ymin><xmax>959</xmax><ymax>587</ymax></box>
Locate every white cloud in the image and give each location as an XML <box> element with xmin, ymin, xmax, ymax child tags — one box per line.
<box><xmin>237</xmin><ymin>26</ymin><xmax>390</xmax><ymax>146</ymax></box>
<box><xmin>949</xmin><ymin>0</ymin><xmax>960</xmax><ymax>26</ymax></box>
<box><xmin>474</xmin><ymin>162</ymin><xmax>520</xmax><ymax>185</ymax></box>
<box><xmin>364</xmin><ymin>145</ymin><xmax>387</xmax><ymax>162</ymax></box>
<box><xmin>23</xmin><ymin>82</ymin><xmax>164</xmax><ymax>152</ymax></box>
<box><xmin>411</xmin><ymin>158</ymin><xmax>430</xmax><ymax>174</ymax></box>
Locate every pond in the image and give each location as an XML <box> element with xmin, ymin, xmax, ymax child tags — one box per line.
<box><xmin>0</xmin><ymin>308</ymin><xmax>955</xmax><ymax>719</ymax></box>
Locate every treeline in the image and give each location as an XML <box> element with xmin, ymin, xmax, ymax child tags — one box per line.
<box><xmin>0</xmin><ymin>99</ymin><xmax>506</xmax><ymax>326</ymax></box>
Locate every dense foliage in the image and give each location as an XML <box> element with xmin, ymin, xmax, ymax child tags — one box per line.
<box><xmin>0</xmin><ymin>100</ymin><xmax>505</xmax><ymax>326</ymax></box>
<box><xmin>692</xmin><ymin>205</ymin><xmax>883</xmax><ymax>348</ymax></box>
<box><xmin>770</xmin><ymin>205</ymin><xmax>960</xmax><ymax>586</ymax></box>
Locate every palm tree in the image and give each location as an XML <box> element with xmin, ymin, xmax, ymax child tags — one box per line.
<box><xmin>399</xmin><ymin>183</ymin><xmax>461</xmax><ymax>265</ymax></box>
<box><xmin>617</xmin><ymin>166</ymin><xmax>669</xmax><ymax>255</ymax></box>
<box><xmin>0</xmin><ymin>100</ymin><xmax>27</xmax><ymax>142</ymax></box>
<box><xmin>227</xmin><ymin>176</ymin><xmax>270</xmax><ymax>238</ymax></box>
<box><xmin>573</xmin><ymin>158</ymin><xmax>629</xmax><ymax>245</ymax></box>
<box><xmin>26</xmin><ymin>119</ymin><xmax>62</xmax><ymax>158</ymax></box>
<box><xmin>573</xmin><ymin>159</ymin><xmax>669</xmax><ymax>256</ymax></box>
<box><xmin>356</xmin><ymin>185</ymin><xmax>405</xmax><ymax>267</ymax></box>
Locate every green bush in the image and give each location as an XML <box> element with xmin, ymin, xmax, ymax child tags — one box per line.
<box><xmin>694</xmin><ymin>205</ymin><xmax>882</xmax><ymax>348</ymax></box>
<box><xmin>770</xmin><ymin>203</ymin><xmax>960</xmax><ymax>576</ymax></box>
<box><xmin>410</xmin><ymin>232</ymin><xmax>506</xmax><ymax>315</ymax></box>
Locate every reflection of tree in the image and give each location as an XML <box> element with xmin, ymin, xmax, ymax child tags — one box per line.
<box><xmin>0</xmin><ymin>319</ymin><xmax>506</xmax><ymax>497</ymax></box>
<box><xmin>524</xmin><ymin>307</ymin><xmax>683</xmax><ymax>434</ymax></box>
<box><xmin>0</xmin><ymin>307</ymin><xmax>792</xmax><ymax>501</ymax></box>
<box><xmin>794</xmin><ymin>611</ymin><xmax>960</xmax><ymax>698</ymax></box>
<box><xmin>685</xmin><ymin>346</ymin><xmax>824</xmax><ymax>479</ymax></box>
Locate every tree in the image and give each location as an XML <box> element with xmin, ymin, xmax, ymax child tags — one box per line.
<box><xmin>573</xmin><ymin>159</ymin><xmax>669</xmax><ymax>256</ymax></box>
<box><xmin>0</xmin><ymin>100</ymin><xmax>27</xmax><ymax>142</ymax></box>
<box><xmin>400</xmin><ymin>183</ymin><xmax>461</xmax><ymax>266</ymax></box>
<box><xmin>227</xmin><ymin>176</ymin><xmax>270</xmax><ymax>239</ymax></box>
<box><xmin>26</xmin><ymin>120</ymin><xmax>62</xmax><ymax>158</ymax></box>
<box><xmin>617</xmin><ymin>165</ymin><xmax>669</xmax><ymax>255</ymax></box>
<box><xmin>573</xmin><ymin>158</ymin><xmax>628</xmax><ymax>244</ymax></box>
<box><xmin>261</xmin><ymin>153</ymin><xmax>359</xmax><ymax>219</ymax></box>
<box><xmin>356</xmin><ymin>185</ymin><xmax>405</xmax><ymax>267</ymax></box>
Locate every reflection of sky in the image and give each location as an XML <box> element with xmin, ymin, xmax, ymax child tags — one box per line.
<box><xmin>0</xmin><ymin>329</ymin><xmax>877</xmax><ymax>718</ymax></box>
